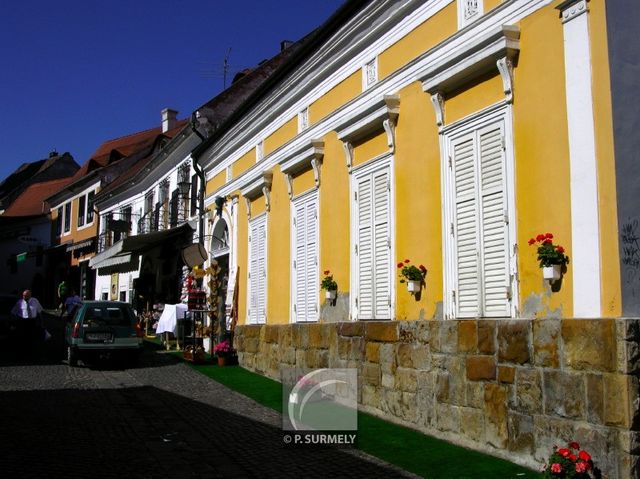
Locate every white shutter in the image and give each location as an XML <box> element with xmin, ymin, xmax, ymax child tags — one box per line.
<box><xmin>248</xmin><ymin>215</ymin><xmax>267</xmax><ymax>324</ymax></box>
<box><xmin>355</xmin><ymin>165</ymin><xmax>391</xmax><ymax>320</ymax></box>
<box><xmin>373</xmin><ymin>170</ymin><xmax>391</xmax><ymax>319</ymax></box>
<box><xmin>291</xmin><ymin>192</ymin><xmax>318</xmax><ymax>323</ymax></box>
<box><xmin>479</xmin><ymin>125</ymin><xmax>509</xmax><ymax>317</ymax></box>
<box><xmin>453</xmin><ymin>134</ymin><xmax>480</xmax><ymax>318</ymax></box>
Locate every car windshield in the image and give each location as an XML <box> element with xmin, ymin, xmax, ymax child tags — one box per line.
<box><xmin>83</xmin><ymin>305</ymin><xmax>135</xmax><ymax>327</ymax></box>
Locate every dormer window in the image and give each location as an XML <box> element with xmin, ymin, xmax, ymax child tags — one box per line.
<box><xmin>363</xmin><ymin>58</ymin><xmax>378</xmax><ymax>90</ymax></box>
<box><xmin>458</xmin><ymin>0</ymin><xmax>483</xmax><ymax>29</ymax></box>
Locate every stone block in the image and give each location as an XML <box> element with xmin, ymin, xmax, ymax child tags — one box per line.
<box><xmin>337</xmin><ymin>321</ymin><xmax>364</xmax><ymax>338</ymax></box>
<box><xmin>281</xmin><ymin>347</ymin><xmax>296</xmax><ymax>365</ymax></box>
<box><xmin>397</xmin><ymin>343</ymin><xmax>414</xmax><ymax>368</ymax></box>
<box><xmin>507</xmin><ymin>412</ymin><xmax>534</xmax><ymax>454</ymax></box>
<box><xmin>398</xmin><ymin>321</ymin><xmax>417</xmax><ymax>343</ymax></box>
<box><xmin>279</xmin><ymin>326</ymin><xmax>292</xmax><ymax>347</ymax></box>
<box><xmin>498</xmin><ymin>366</ymin><xmax>515</xmax><ymax>384</ymax></box>
<box><xmin>366</xmin><ymin>322</ymin><xmax>399</xmax><ymax>342</ymax></box>
<box><xmin>307</xmin><ymin>323</ymin><xmax>324</xmax><ymax>348</ymax></box>
<box><xmin>412</xmin><ymin>344</ymin><xmax>430</xmax><ymax>370</ymax></box>
<box><xmin>446</xmin><ymin>356</ymin><xmax>466</xmax><ymax>405</ymax></box>
<box><xmin>484</xmin><ymin>383</ymin><xmax>508</xmax><ymax>449</ymax></box>
<box><xmin>245</xmin><ymin>338</ymin><xmax>260</xmax><ymax>354</ymax></box>
<box><xmin>291</xmin><ymin>324</ymin><xmax>307</xmax><ymax>348</ymax></box>
<box><xmin>543</xmin><ymin>370</ymin><xmax>586</xmax><ymax>419</ymax></box>
<box><xmin>562</xmin><ymin>319</ymin><xmax>616</xmax><ymax>372</ymax></box>
<box><xmin>478</xmin><ymin>320</ymin><xmax>496</xmax><ymax>354</ymax></box>
<box><xmin>466</xmin><ymin>356</ymin><xmax>496</xmax><ymax>381</ymax></box>
<box><xmin>604</xmin><ymin>373</ymin><xmax>631</xmax><ymax>427</ymax></box>
<box><xmin>428</xmin><ymin>320</ymin><xmax>442</xmax><ymax>352</ymax></box>
<box><xmin>362</xmin><ymin>384</ymin><xmax>381</xmax><ymax>410</ymax></box>
<box><xmin>458</xmin><ymin>320</ymin><xmax>478</xmax><ymax>353</ymax></box>
<box><xmin>317</xmin><ymin>349</ymin><xmax>329</xmax><ymax>368</ymax></box>
<box><xmin>382</xmin><ymin>389</ymin><xmax>403</xmax><ymax>417</ymax></box>
<box><xmin>362</xmin><ymin>362</ymin><xmax>381</xmax><ymax>387</ymax></box>
<box><xmin>401</xmin><ymin>392</ymin><xmax>417</xmax><ymax>422</ymax></box>
<box><xmin>395</xmin><ymin>367</ymin><xmax>418</xmax><ymax>392</ymax></box>
<box><xmin>436</xmin><ymin>403</ymin><xmax>460</xmax><ymax>433</ymax></box>
<box><xmin>532</xmin><ymin>416</ymin><xmax>575</xmax><ymax>464</ymax></box>
<box><xmin>585</xmin><ymin>373</ymin><xmax>604</xmax><ymax>424</ymax></box>
<box><xmin>533</xmin><ymin>318</ymin><xmax>560</xmax><ymax>368</ymax></box>
<box><xmin>440</xmin><ymin>321</ymin><xmax>458</xmax><ymax>353</ymax></box>
<box><xmin>617</xmin><ymin>321</ymin><xmax>640</xmax><ymax>374</ymax></box>
<box><xmin>366</xmin><ymin>342</ymin><xmax>380</xmax><ymax>363</ymax></box>
<box><xmin>436</xmin><ymin>372</ymin><xmax>449</xmax><ymax>402</ymax></box>
<box><xmin>379</xmin><ymin>344</ymin><xmax>397</xmax><ymax>375</ymax></box>
<box><xmin>337</xmin><ymin>337</ymin><xmax>351</xmax><ymax>359</ymax></box>
<box><xmin>460</xmin><ymin>407</ymin><xmax>484</xmax><ymax>442</ymax></box>
<box><xmin>415</xmin><ymin>321</ymin><xmax>431</xmax><ymax>344</ymax></box>
<box><xmin>466</xmin><ymin>382</ymin><xmax>485</xmax><ymax>408</ymax></box>
<box><xmin>381</xmin><ymin>372</ymin><xmax>395</xmax><ymax>389</ymax></box>
<box><xmin>515</xmin><ymin>368</ymin><xmax>542</xmax><ymax>415</ymax></box>
<box><xmin>263</xmin><ymin>325</ymin><xmax>279</xmax><ymax>343</ymax></box>
<box><xmin>498</xmin><ymin>321</ymin><xmax>531</xmax><ymax>365</ymax></box>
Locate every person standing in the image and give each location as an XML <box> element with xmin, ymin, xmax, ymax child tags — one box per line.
<box><xmin>57</xmin><ymin>279</ymin><xmax>69</xmax><ymax>310</ymax></box>
<box><xmin>63</xmin><ymin>289</ymin><xmax>81</xmax><ymax>317</ymax></box>
<box><xmin>11</xmin><ymin>289</ymin><xmax>44</xmax><ymax>343</ymax></box>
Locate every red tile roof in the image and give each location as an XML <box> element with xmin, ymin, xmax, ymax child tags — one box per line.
<box><xmin>2</xmin><ymin>177</ymin><xmax>76</xmax><ymax>217</ymax></box>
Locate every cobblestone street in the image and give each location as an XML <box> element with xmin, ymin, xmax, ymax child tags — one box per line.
<box><xmin>0</xmin><ymin>319</ymin><xmax>415</xmax><ymax>479</ymax></box>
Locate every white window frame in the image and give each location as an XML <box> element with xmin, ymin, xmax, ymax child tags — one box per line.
<box><xmin>440</xmin><ymin>102</ymin><xmax>518</xmax><ymax>319</ymax></box>
<box><xmin>63</xmin><ymin>201</ymin><xmax>72</xmax><ymax>235</ymax></box>
<box><xmin>350</xmin><ymin>153</ymin><xmax>395</xmax><ymax>321</ymax></box>
<box><xmin>290</xmin><ymin>189</ymin><xmax>319</xmax><ymax>323</ymax></box>
<box><xmin>77</xmin><ymin>187</ymin><xmax>97</xmax><ymax>232</ymax></box>
<box><xmin>298</xmin><ymin>107</ymin><xmax>310</xmax><ymax>133</ymax></box>
<box><xmin>458</xmin><ymin>0</ymin><xmax>484</xmax><ymax>29</ymax></box>
<box><xmin>247</xmin><ymin>213</ymin><xmax>268</xmax><ymax>324</ymax></box>
<box><xmin>362</xmin><ymin>57</ymin><xmax>378</xmax><ymax>90</ymax></box>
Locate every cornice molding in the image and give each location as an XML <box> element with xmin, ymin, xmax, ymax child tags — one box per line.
<box><xmin>240</xmin><ymin>171</ymin><xmax>273</xmax><ymax>218</ymax></box>
<box><xmin>556</xmin><ymin>0</ymin><xmax>588</xmax><ymax>23</ymax></box>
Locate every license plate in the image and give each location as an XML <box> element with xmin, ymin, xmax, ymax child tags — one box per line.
<box><xmin>86</xmin><ymin>333</ymin><xmax>113</xmax><ymax>342</ymax></box>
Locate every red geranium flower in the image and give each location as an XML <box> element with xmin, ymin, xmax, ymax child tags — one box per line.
<box><xmin>558</xmin><ymin>448</ymin><xmax>570</xmax><ymax>458</ymax></box>
<box><xmin>543</xmin><ymin>239</ymin><xmax>552</xmax><ymax>245</ymax></box>
<box><xmin>545</xmin><ymin>232</ymin><xmax>553</xmax><ymax>239</ymax></box>
<box><xmin>578</xmin><ymin>450</ymin><xmax>591</xmax><ymax>462</ymax></box>
<box><xmin>569</xmin><ymin>441</ymin><xmax>580</xmax><ymax>449</ymax></box>
<box><xmin>569</xmin><ymin>453</ymin><xmax>577</xmax><ymax>462</ymax></box>
<box><xmin>576</xmin><ymin>462</ymin><xmax>589</xmax><ymax>473</ymax></box>
<box><xmin>536</xmin><ymin>234</ymin><xmax>546</xmax><ymax>242</ymax></box>
<box><xmin>324</xmin><ymin>270</ymin><xmax>330</xmax><ymax>275</ymax></box>
<box><xmin>551</xmin><ymin>463</ymin><xmax>562</xmax><ymax>473</ymax></box>
<box><xmin>419</xmin><ymin>265</ymin><xmax>427</xmax><ymax>273</ymax></box>
<box><xmin>397</xmin><ymin>262</ymin><xmax>404</xmax><ymax>268</ymax></box>
<box><xmin>404</xmin><ymin>259</ymin><xmax>410</xmax><ymax>263</ymax></box>
<box><xmin>528</xmin><ymin>238</ymin><xmax>536</xmax><ymax>245</ymax></box>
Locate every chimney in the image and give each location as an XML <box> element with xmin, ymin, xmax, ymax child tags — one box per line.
<box><xmin>161</xmin><ymin>108</ymin><xmax>178</xmax><ymax>133</ymax></box>
<box><xmin>280</xmin><ymin>40</ymin><xmax>294</xmax><ymax>51</ymax></box>
<box><xmin>49</xmin><ymin>150</ymin><xmax>58</xmax><ymax>158</ymax></box>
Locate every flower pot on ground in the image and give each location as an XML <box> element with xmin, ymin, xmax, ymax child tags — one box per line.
<box><xmin>217</xmin><ymin>355</ymin><xmax>228</xmax><ymax>367</ymax></box>
<box><xmin>325</xmin><ymin>290</ymin><xmax>337</xmax><ymax>300</ymax></box>
<box><xmin>213</xmin><ymin>339</ymin><xmax>235</xmax><ymax>366</ymax></box>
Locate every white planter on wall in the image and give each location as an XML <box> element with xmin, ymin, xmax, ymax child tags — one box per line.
<box><xmin>325</xmin><ymin>290</ymin><xmax>337</xmax><ymax>300</ymax></box>
<box><xmin>543</xmin><ymin>265</ymin><xmax>561</xmax><ymax>281</ymax></box>
<box><xmin>407</xmin><ymin>280</ymin><xmax>421</xmax><ymax>293</ymax></box>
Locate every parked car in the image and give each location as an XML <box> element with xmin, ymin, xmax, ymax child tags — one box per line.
<box><xmin>64</xmin><ymin>301</ymin><xmax>143</xmax><ymax>366</ymax></box>
<box><xmin>0</xmin><ymin>294</ymin><xmax>20</xmax><ymax>343</ymax></box>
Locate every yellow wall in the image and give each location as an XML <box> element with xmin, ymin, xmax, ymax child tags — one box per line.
<box><xmin>378</xmin><ymin>2</ymin><xmax>456</xmax><ymax>79</ymax></box>
<box><xmin>291</xmin><ymin>168</ymin><xmax>316</xmax><ymax>198</ymax></box>
<box><xmin>266</xmin><ymin>169</ymin><xmax>290</xmax><ymax>324</ymax></box>
<box><xmin>514</xmin><ymin>7</ymin><xmax>574</xmax><ymax>316</ymax></box>
<box><xmin>352</xmin><ymin>131</ymin><xmax>388</xmax><ymax>169</ymax></box>
<box><xmin>311</xmin><ymin>72</ymin><xmax>361</xmax><ymax>123</ymax></box>
<box><xmin>265</xmin><ymin>117</ymin><xmax>298</xmax><ymax>156</ymax></box>
<box><xmin>446</xmin><ymin>74</ymin><xmax>504</xmax><ymax>124</ymax></box>
<box><xmin>233</xmin><ymin>150</ymin><xmax>257</xmax><ymax>179</ymax></box>
<box><xmin>319</xmin><ymin>132</ymin><xmax>351</xmax><ymax>304</ymax></box>
<box><xmin>207</xmin><ymin>171</ymin><xmax>227</xmax><ymax>196</ymax></box>
<box><xmin>394</xmin><ymin>82</ymin><xmax>443</xmax><ymax>320</ymax></box>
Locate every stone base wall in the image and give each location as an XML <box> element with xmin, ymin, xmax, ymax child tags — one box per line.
<box><xmin>235</xmin><ymin>319</ymin><xmax>640</xmax><ymax>478</ymax></box>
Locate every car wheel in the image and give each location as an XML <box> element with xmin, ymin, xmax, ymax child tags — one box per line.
<box><xmin>67</xmin><ymin>345</ymin><xmax>78</xmax><ymax>366</ymax></box>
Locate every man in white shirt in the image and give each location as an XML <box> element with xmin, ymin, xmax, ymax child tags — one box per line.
<box><xmin>11</xmin><ymin>289</ymin><xmax>43</xmax><ymax>320</ymax></box>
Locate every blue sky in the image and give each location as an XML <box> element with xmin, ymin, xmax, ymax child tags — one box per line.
<box><xmin>0</xmin><ymin>0</ymin><xmax>344</xmax><ymax>181</ymax></box>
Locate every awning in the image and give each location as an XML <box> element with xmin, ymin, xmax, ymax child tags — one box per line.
<box><xmin>89</xmin><ymin>222</ymin><xmax>194</xmax><ymax>270</ymax></box>
<box><xmin>96</xmin><ymin>254</ymin><xmax>140</xmax><ymax>276</ymax></box>
<box><xmin>66</xmin><ymin>238</ymin><xmax>95</xmax><ymax>252</ymax></box>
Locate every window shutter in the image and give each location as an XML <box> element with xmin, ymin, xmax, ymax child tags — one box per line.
<box><xmin>453</xmin><ymin>134</ymin><xmax>480</xmax><ymax>318</ymax></box>
<box><xmin>373</xmin><ymin>170</ymin><xmax>391</xmax><ymax>319</ymax></box>
<box><xmin>355</xmin><ymin>165</ymin><xmax>391</xmax><ymax>320</ymax></box>
<box><xmin>249</xmin><ymin>215</ymin><xmax>267</xmax><ymax>324</ymax></box>
<box><xmin>305</xmin><ymin>199</ymin><xmax>319</xmax><ymax>321</ymax></box>
<box><xmin>479</xmin><ymin>125</ymin><xmax>509</xmax><ymax>317</ymax></box>
<box><xmin>293</xmin><ymin>199</ymin><xmax>307</xmax><ymax>322</ymax></box>
<box><xmin>356</xmin><ymin>176</ymin><xmax>373</xmax><ymax>319</ymax></box>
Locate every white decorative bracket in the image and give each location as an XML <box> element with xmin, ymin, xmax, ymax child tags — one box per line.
<box><xmin>343</xmin><ymin>141</ymin><xmax>354</xmax><ymax>173</ymax></box>
<box><xmin>335</xmin><ymin>93</ymin><xmax>400</xmax><ymax>171</ymax></box>
<box><xmin>240</xmin><ymin>171</ymin><xmax>273</xmax><ymax>217</ymax></box>
<box><xmin>496</xmin><ymin>56</ymin><xmax>514</xmax><ymax>104</ymax></box>
<box><xmin>430</xmin><ymin>92</ymin><xmax>445</xmax><ymax>128</ymax></box>
<box><xmin>279</xmin><ymin>139</ymin><xmax>324</xmax><ymax>198</ymax></box>
<box><xmin>285</xmin><ymin>174</ymin><xmax>294</xmax><ymax>200</ymax></box>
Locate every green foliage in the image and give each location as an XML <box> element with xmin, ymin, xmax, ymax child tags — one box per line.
<box><xmin>529</xmin><ymin>233</ymin><xmax>570</xmax><ymax>268</ymax></box>
<box><xmin>320</xmin><ymin>270</ymin><xmax>338</xmax><ymax>291</ymax></box>
<box><xmin>397</xmin><ymin>259</ymin><xmax>427</xmax><ymax>283</ymax></box>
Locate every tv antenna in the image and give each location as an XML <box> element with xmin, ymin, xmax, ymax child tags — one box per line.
<box><xmin>223</xmin><ymin>48</ymin><xmax>232</xmax><ymax>90</ymax></box>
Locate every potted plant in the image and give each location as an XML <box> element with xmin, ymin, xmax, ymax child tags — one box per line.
<box><xmin>397</xmin><ymin>259</ymin><xmax>427</xmax><ymax>293</ymax></box>
<box><xmin>321</xmin><ymin>270</ymin><xmax>338</xmax><ymax>299</ymax></box>
<box><xmin>213</xmin><ymin>339</ymin><xmax>235</xmax><ymax>366</ymax></box>
<box><xmin>541</xmin><ymin>440</ymin><xmax>597</xmax><ymax>478</ymax></box>
<box><xmin>529</xmin><ymin>233</ymin><xmax>569</xmax><ymax>282</ymax></box>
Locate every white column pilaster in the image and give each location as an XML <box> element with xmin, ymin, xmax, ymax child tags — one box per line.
<box><xmin>558</xmin><ymin>0</ymin><xmax>601</xmax><ymax>317</ymax></box>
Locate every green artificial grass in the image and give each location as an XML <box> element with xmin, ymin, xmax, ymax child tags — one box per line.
<box><xmin>177</xmin><ymin>356</ymin><xmax>537</xmax><ymax>478</ymax></box>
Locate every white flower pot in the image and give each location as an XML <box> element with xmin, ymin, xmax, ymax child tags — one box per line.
<box><xmin>543</xmin><ymin>265</ymin><xmax>561</xmax><ymax>281</ymax></box>
<box><xmin>407</xmin><ymin>280</ymin><xmax>421</xmax><ymax>293</ymax></box>
<box><xmin>325</xmin><ymin>290</ymin><xmax>337</xmax><ymax>300</ymax></box>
